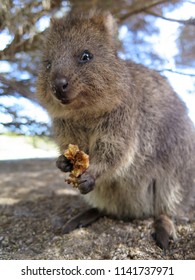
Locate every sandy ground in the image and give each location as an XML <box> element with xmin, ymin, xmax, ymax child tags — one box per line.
<box><xmin>0</xmin><ymin>158</ymin><xmax>194</xmax><ymax>260</ymax></box>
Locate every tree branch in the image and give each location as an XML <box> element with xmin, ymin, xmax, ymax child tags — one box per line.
<box><xmin>145</xmin><ymin>10</ymin><xmax>195</xmax><ymax>25</ymax></box>
<box><xmin>159</xmin><ymin>68</ymin><xmax>195</xmax><ymax>76</ymax></box>
<box><xmin>0</xmin><ymin>75</ymin><xmax>37</xmax><ymax>100</ymax></box>
<box><xmin>118</xmin><ymin>0</ymin><xmax>170</xmax><ymax>21</ymax></box>
<box><xmin>0</xmin><ymin>31</ymin><xmax>44</xmax><ymax>60</ymax></box>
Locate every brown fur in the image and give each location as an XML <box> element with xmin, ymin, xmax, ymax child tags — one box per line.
<box><xmin>37</xmin><ymin>11</ymin><xmax>195</xmax><ymax>247</ymax></box>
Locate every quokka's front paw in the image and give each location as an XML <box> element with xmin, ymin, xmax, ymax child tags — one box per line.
<box><xmin>77</xmin><ymin>172</ymin><xmax>95</xmax><ymax>194</ymax></box>
<box><xmin>56</xmin><ymin>154</ymin><xmax>73</xmax><ymax>172</ymax></box>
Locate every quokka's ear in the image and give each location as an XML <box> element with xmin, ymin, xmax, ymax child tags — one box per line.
<box><xmin>103</xmin><ymin>11</ymin><xmax>118</xmax><ymax>38</ymax></box>
<box><xmin>50</xmin><ymin>17</ymin><xmax>56</xmax><ymax>26</ymax></box>
<box><xmin>89</xmin><ymin>10</ymin><xmax>118</xmax><ymax>38</ymax></box>
<box><xmin>49</xmin><ymin>16</ymin><xmax>66</xmax><ymax>33</ymax></box>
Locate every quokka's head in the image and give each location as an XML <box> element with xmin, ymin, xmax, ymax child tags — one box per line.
<box><xmin>36</xmin><ymin>10</ymin><xmax>124</xmax><ymax>118</ymax></box>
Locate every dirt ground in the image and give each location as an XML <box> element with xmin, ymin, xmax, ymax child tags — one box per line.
<box><xmin>0</xmin><ymin>158</ymin><xmax>194</xmax><ymax>260</ymax></box>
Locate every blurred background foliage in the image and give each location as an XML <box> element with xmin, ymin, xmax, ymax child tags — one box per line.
<box><xmin>0</xmin><ymin>0</ymin><xmax>195</xmax><ymax>137</ymax></box>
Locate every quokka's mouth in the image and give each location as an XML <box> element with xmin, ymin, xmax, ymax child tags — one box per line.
<box><xmin>60</xmin><ymin>97</ymin><xmax>71</xmax><ymax>105</ymax></box>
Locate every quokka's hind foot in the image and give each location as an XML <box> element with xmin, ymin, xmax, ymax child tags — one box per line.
<box><xmin>62</xmin><ymin>208</ymin><xmax>102</xmax><ymax>234</ymax></box>
<box><xmin>153</xmin><ymin>214</ymin><xmax>177</xmax><ymax>254</ymax></box>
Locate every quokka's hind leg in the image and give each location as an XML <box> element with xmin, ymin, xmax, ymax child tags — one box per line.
<box><xmin>62</xmin><ymin>208</ymin><xmax>103</xmax><ymax>234</ymax></box>
<box><xmin>153</xmin><ymin>214</ymin><xmax>177</xmax><ymax>253</ymax></box>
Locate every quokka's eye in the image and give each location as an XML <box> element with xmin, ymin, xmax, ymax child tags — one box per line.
<box><xmin>47</xmin><ymin>62</ymin><xmax>51</xmax><ymax>70</ymax></box>
<box><xmin>43</xmin><ymin>60</ymin><xmax>52</xmax><ymax>70</ymax></box>
<box><xmin>79</xmin><ymin>50</ymin><xmax>93</xmax><ymax>64</ymax></box>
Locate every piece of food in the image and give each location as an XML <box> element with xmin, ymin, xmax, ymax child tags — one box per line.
<box><xmin>64</xmin><ymin>144</ymin><xmax>89</xmax><ymax>187</ymax></box>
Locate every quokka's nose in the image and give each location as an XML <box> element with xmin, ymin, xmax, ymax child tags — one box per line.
<box><xmin>54</xmin><ymin>77</ymin><xmax>69</xmax><ymax>96</ymax></box>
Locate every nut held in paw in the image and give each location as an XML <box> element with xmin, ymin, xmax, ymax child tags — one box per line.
<box><xmin>64</xmin><ymin>144</ymin><xmax>89</xmax><ymax>188</ymax></box>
